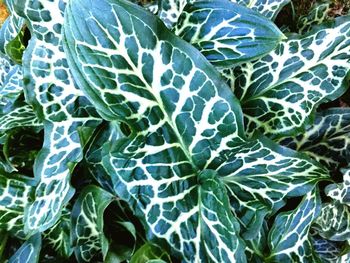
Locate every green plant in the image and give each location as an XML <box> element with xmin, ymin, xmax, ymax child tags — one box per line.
<box><xmin>0</xmin><ymin>0</ymin><xmax>349</xmax><ymax>262</ymax></box>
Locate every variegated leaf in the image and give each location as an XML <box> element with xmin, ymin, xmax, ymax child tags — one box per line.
<box><xmin>158</xmin><ymin>0</ymin><xmax>189</xmax><ymax>29</ymax></box>
<box><xmin>217</xmin><ymin>137</ymin><xmax>328</xmax><ymax>238</ymax></box>
<box><xmin>325</xmin><ymin>166</ymin><xmax>350</xmax><ymax>205</ymax></box>
<box><xmin>0</xmin><ymin>0</ymin><xmax>25</xmax><ymax>59</ymax></box>
<box><xmin>0</xmin><ymin>174</ymin><xmax>35</xmax><ymax>239</ymax></box>
<box><xmin>231</xmin><ymin>16</ymin><xmax>350</xmax><ymax>138</ymax></box>
<box><xmin>64</xmin><ymin>0</ymin><xmax>247</xmax><ymax>261</ymax></box>
<box><xmin>245</xmin><ymin>220</ymin><xmax>268</xmax><ymax>262</ymax></box>
<box><xmin>11</xmin><ymin>0</ymin><xmax>102</xmax><ymax>233</ymax></box>
<box><xmin>313</xmin><ymin>237</ymin><xmax>343</xmax><ymax>263</ymax></box>
<box><xmin>8</xmin><ymin>233</ymin><xmax>41</xmax><ymax>263</ymax></box>
<box><xmin>314</xmin><ymin>202</ymin><xmax>350</xmax><ymax>242</ymax></box>
<box><xmin>231</xmin><ymin>0</ymin><xmax>290</xmax><ymax>20</ymax></box>
<box><xmin>174</xmin><ymin>0</ymin><xmax>284</xmax><ymax>68</ymax></box>
<box><xmin>277</xmin><ymin>108</ymin><xmax>350</xmax><ymax>168</ymax></box>
<box><xmin>130</xmin><ymin>243</ymin><xmax>171</xmax><ymax>263</ymax></box>
<box><xmin>71</xmin><ymin>185</ymin><xmax>114</xmax><ymax>262</ymax></box>
<box><xmin>85</xmin><ymin>122</ymin><xmax>124</xmax><ymax>193</ymax></box>
<box><xmin>0</xmin><ymin>104</ymin><xmax>42</xmax><ymax>133</ymax></box>
<box><xmin>43</xmin><ymin>207</ymin><xmax>73</xmax><ymax>259</ymax></box>
<box><xmin>0</xmin><ymin>56</ymin><xmax>22</xmax><ymax>110</ymax></box>
<box><xmin>297</xmin><ymin>1</ymin><xmax>331</xmax><ymax>34</ymax></box>
<box><xmin>64</xmin><ymin>0</ymin><xmax>330</xmax><ymax>261</ymax></box>
<box><xmin>267</xmin><ymin>189</ymin><xmax>321</xmax><ymax>262</ymax></box>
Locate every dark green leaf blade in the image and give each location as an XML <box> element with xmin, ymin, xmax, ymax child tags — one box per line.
<box><xmin>8</xmin><ymin>233</ymin><xmax>41</xmax><ymax>263</ymax></box>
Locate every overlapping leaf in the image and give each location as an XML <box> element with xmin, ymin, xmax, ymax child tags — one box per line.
<box><xmin>43</xmin><ymin>208</ymin><xmax>73</xmax><ymax>259</ymax></box>
<box><xmin>231</xmin><ymin>16</ymin><xmax>350</xmax><ymax>137</ymax></box>
<box><xmin>158</xmin><ymin>0</ymin><xmax>189</xmax><ymax>28</ymax></box>
<box><xmin>312</xmin><ymin>237</ymin><xmax>344</xmax><ymax>263</ymax></box>
<box><xmin>267</xmin><ymin>189</ymin><xmax>321</xmax><ymax>262</ymax></box>
<box><xmin>314</xmin><ymin>202</ymin><xmax>350</xmax><ymax>242</ymax></box>
<box><xmin>231</xmin><ymin>0</ymin><xmax>290</xmax><ymax>20</ymax></box>
<box><xmin>8</xmin><ymin>234</ymin><xmax>41</xmax><ymax>263</ymax></box>
<box><xmin>326</xmin><ymin>166</ymin><xmax>350</xmax><ymax>205</ymax></box>
<box><xmin>217</xmin><ymin>137</ymin><xmax>328</xmax><ymax>238</ymax></box>
<box><xmin>64</xmin><ymin>0</ymin><xmax>329</xmax><ymax>261</ymax></box>
<box><xmin>174</xmin><ymin>0</ymin><xmax>284</xmax><ymax>68</ymax></box>
<box><xmin>297</xmin><ymin>1</ymin><xmax>331</xmax><ymax>34</ymax></box>
<box><xmin>277</xmin><ymin>108</ymin><xmax>350</xmax><ymax>168</ymax></box>
<box><xmin>0</xmin><ymin>174</ymin><xmax>35</xmax><ymax>239</ymax></box>
<box><xmin>11</xmin><ymin>0</ymin><xmax>102</xmax><ymax>234</ymax></box>
<box><xmin>0</xmin><ymin>0</ymin><xmax>25</xmax><ymax>61</ymax></box>
<box><xmin>71</xmin><ymin>185</ymin><xmax>114</xmax><ymax>262</ymax></box>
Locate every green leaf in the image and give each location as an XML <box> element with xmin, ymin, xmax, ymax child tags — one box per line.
<box><xmin>85</xmin><ymin>122</ymin><xmax>124</xmax><ymax>193</ymax></box>
<box><xmin>245</xmin><ymin>221</ymin><xmax>268</xmax><ymax>262</ymax></box>
<box><xmin>0</xmin><ymin>174</ymin><xmax>35</xmax><ymax>239</ymax></box>
<box><xmin>0</xmin><ymin>0</ymin><xmax>25</xmax><ymax>59</ymax></box>
<box><xmin>267</xmin><ymin>189</ymin><xmax>321</xmax><ymax>262</ymax></box>
<box><xmin>277</xmin><ymin>108</ymin><xmax>350</xmax><ymax>168</ymax></box>
<box><xmin>230</xmin><ymin>16</ymin><xmax>350</xmax><ymax>138</ymax></box>
<box><xmin>130</xmin><ymin>243</ymin><xmax>171</xmax><ymax>263</ymax></box>
<box><xmin>0</xmin><ymin>56</ymin><xmax>22</xmax><ymax>110</ymax></box>
<box><xmin>11</xmin><ymin>0</ymin><xmax>102</xmax><ymax>234</ymax></box>
<box><xmin>297</xmin><ymin>1</ymin><xmax>331</xmax><ymax>34</ymax></box>
<box><xmin>218</xmin><ymin>136</ymin><xmax>328</xmax><ymax>238</ymax></box>
<box><xmin>312</xmin><ymin>237</ymin><xmax>343</xmax><ymax>263</ymax></box>
<box><xmin>8</xmin><ymin>233</ymin><xmax>41</xmax><ymax>263</ymax></box>
<box><xmin>63</xmin><ymin>0</ymin><xmax>329</xmax><ymax>261</ymax></box>
<box><xmin>231</xmin><ymin>0</ymin><xmax>290</xmax><ymax>20</ymax></box>
<box><xmin>314</xmin><ymin>202</ymin><xmax>350</xmax><ymax>242</ymax></box>
<box><xmin>158</xmin><ymin>0</ymin><xmax>188</xmax><ymax>29</ymax></box>
<box><xmin>174</xmin><ymin>0</ymin><xmax>284</xmax><ymax>68</ymax></box>
<box><xmin>43</xmin><ymin>207</ymin><xmax>73</xmax><ymax>259</ymax></box>
<box><xmin>0</xmin><ymin>104</ymin><xmax>42</xmax><ymax>133</ymax></box>
<box><xmin>325</xmin><ymin>166</ymin><xmax>350</xmax><ymax>205</ymax></box>
<box><xmin>71</xmin><ymin>185</ymin><xmax>114</xmax><ymax>262</ymax></box>
<box><xmin>5</xmin><ymin>28</ymin><xmax>26</xmax><ymax>64</ymax></box>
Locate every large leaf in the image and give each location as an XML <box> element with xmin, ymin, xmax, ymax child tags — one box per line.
<box><xmin>11</xmin><ymin>0</ymin><xmax>102</xmax><ymax>234</ymax></box>
<box><xmin>8</xmin><ymin>233</ymin><xmax>41</xmax><ymax>263</ymax></box>
<box><xmin>277</xmin><ymin>108</ymin><xmax>350</xmax><ymax>168</ymax></box>
<box><xmin>267</xmin><ymin>189</ymin><xmax>321</xmax><ymax>262</ymax></box>
<box><xmin>174</xmin><ymin>0</ymin><xmax>284</xmax><ymax>68</ymax></box>
<box><xmin>63</xmin><ymin>0</ymin><xmax>328</xmax><ymax>261</ymax></box>
<box><xmin>230</xmin><ymin>16</ymin><xmax>350</xmax><ymax>138</ymax></box>
<box><xmin>314</xmin><ymin>202</ymin><xmax>350</xmax><ymax>242</ymax></box>
<box><xmin>312</xmin><ymin>237</ymin><xmax>343</xmax><ymax>263</ymax></box>
<box><xmin>0</xmin><ymin>174</ymin><xmax>35</xmax><ymax>239</ymax></box>
<box><xmin>231</xmin><ymin>0</ymin><xmax>290</xmax><ymax>20</ymax></box>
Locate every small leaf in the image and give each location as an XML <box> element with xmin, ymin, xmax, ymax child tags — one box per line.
<box><xmin>71</xmin><ymin>185</ymin><xmax>114</xmax><ymax>262</ymax></box>
<box><xmin>158</xmin><ymin>0</ymin><xmax>188</xmax><ymax>29</ymax></box>
<box><xmin>297</xmin><ymin>1</ymin><xmax>331</xmax><ymax>34</ymax></box>
<box><xmin>130</xmin><ymin>243</ymin><xmax>171</xmax><ymax>263</ymax></box>
<box><xmin>314</xmin><ymin>202</ymin><xmax>350</xmax><ymax>242</ymax></box>
<box><xmin>174</xmin><ymin>0</ymin><xmax>284</xmax><ymax>68</ymax></box>
<box><xmin>8</xmin><ymin>233</ymin><xmax>41</xmax><ymax>263</ymax></box>
<box><xmin>43</xmin><ymin>208</ymin><xmax>73</xmax><ymax>259</ymax></box>
<box><xmin>325</xmin><ymin>166</ymin><xmax>350</xmax><ymax>205</ymax></box>
<box><xmin>267</xmin><ymin>189</ymin><xmax>321</xmax><ymax>262</ymax></box>
<box><xmin>312</xmin><ymin>237</ymin><xmax>343</xmax><ymax>263</ymax></box>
